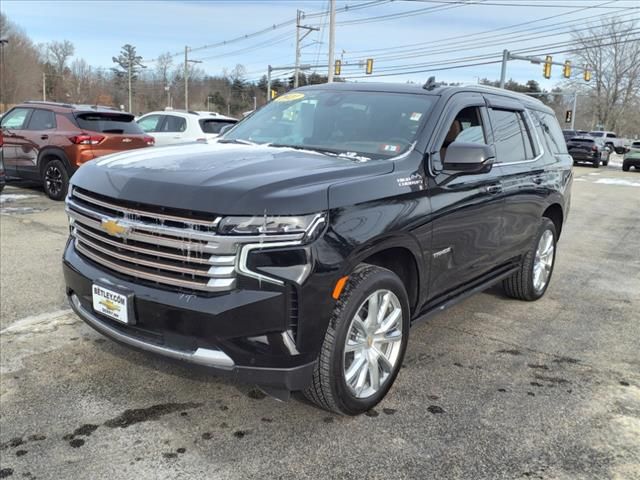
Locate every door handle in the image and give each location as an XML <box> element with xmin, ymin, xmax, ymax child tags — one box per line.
<box><xmin>40</xmin><ymin>135</ymin><xmax>49</xmax><ymax>140</ymax></box>
<box><xmin>173</xmin><ymin>136</ymin><xmax>182</xmax><ymax>139</ymax></box>
<box><xmin>486</xmin><ymin>184</ymin><xmax>503</xmax><ymax>194</ymax></box>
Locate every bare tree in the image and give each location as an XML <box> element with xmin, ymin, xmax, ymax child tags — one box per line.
<box><xmin>571</xmin><ymin>18</ymin><xmax>640</xmax><ymax>132</ymax></box>
<box><xmin>47</xmin><ymin>39</ymin><xmax>74</xmax><ymax>74</ymax></box>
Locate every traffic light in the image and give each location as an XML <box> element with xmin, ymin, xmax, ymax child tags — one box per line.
<box><xmin>584</xmin><ymin>68</ymin><xmax>592</xmax><ymax>82</ymax></box>
<box><xmin>365</xmin><ymin>58</ymin><xmax>374</xmax><ymax>75</ymax></box>
<box><xmin>563</xmin><ymin>60</ymin><xmax>571</xmax><ymax>79</ymax></box>
<box><xmin>334</xmin><ymin>60</ymin><xmax>341</xmax><ymax>76</ymax></box>
<box><xmin>270</xmin><ymin>89</ymin><xmax>277</xmax><ymax>99</ymax></box>
<box><xmin>565</xmin><ymin>110</ymin><xmax>572</xmax><ymax>124</ymax></box>
<box><xmin>543</xmin><ymin>56</ymin><xmax>552</xmax><ymax>79</ymax></box>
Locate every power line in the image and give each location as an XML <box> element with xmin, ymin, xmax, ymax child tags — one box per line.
<box><xmin>338</xmin><ymin>34</ymin><xmax>640</xmax><ymax>78</ymax></box>
<box><xmin>339</xmin><ymin>0</ymin><xmax>630</xmax><ymax>58</ymax></box>
<box><xmin>143</xmin><ymin>0</ymin><xmax>390</xmax><ymax>63</ymax></box>
<box><xmin>406</xmin><ymin>0</ymin><xmax>638</xmax><ymax>8</ymax></box>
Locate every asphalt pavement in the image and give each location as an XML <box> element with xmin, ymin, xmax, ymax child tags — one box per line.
<box><xmin>0</xmin><ymin>161</ymin><xmax>639</xmax><ymax>480</ymax></box>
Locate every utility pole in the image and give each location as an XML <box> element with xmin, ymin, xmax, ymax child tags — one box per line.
<box><xmin>184</xmin><ymin>46</ymin><xmax>202</xmax><ymax>110</ymax></box>
<box><xmin>128</xmin><ymin>57</ymin><xmax>133</xmax><ymax>113</ymax></box>
<box><xmin>294</xmin><ymin>10</ymin><xmax>319</xmax><ymax>88</ymax></box>
<box><xmin>499</xmin><ymin>49</ymin><xmax>509</xmax><ymax>89</ymax></box>
<box><xmin>571</xmin><ymin>92</ymin><xmax>578</xmax><ymax>130</ymax></box>
<box><xmin>327</xmin><ymin>0</ymin><xmax>336</xmax><ymax>83</ymax></box>
<box><xmin>42</xmin><ymin>72</ymin><xmax>46</xmax><ymax>101</ymax></box>
<box><xmin>267</xmin><ymin>65</ymin><xmax>272</xmax><ymax>101</ymax></box>
<box><xmin>0</xmin><ymin>38</ymin><xmax>8</xmax><ymax>111</ymax></box>
<box><xmin>184</xmin><ymin>46</ymin><xmax>189</xmax><ymax>110</ymax></box>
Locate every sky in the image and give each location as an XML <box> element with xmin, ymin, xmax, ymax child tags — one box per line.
<box><xmin>2</xmin><ymin>0</ymin><xmax>639</xmax><ymax>88</ymax></box>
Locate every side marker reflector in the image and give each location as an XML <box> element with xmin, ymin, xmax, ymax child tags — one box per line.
<box><xmin>332</xmin><ymin>276</ymin><xmax>349</xmax><ymax>300</ymax></box>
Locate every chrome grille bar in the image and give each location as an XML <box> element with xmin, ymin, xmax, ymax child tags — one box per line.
<box><xmin>73</xmin><ymin>188</ymin><xmax>219</xmax><ymax>228</ymax></box>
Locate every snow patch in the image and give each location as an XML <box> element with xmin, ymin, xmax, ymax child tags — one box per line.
<box><xmin>0</xmin><ymin>194</ymin><xmax>37</xmax><ymax>204</ymax></box>
<box><xmin>594</xmin><ymin>178</ymin><xmax>640</xmax><ymax>188</ymax></box>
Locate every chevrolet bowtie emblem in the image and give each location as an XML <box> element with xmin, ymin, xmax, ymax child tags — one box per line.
<box><xmin>99</xmin><ymin>299</ymin><xmax>121</xmax><ymax>312</ymax></box>
<box><xmin>101</xmin><ymin>219</ymin><xmax>129</xmax><ymax>237</ymax></box>
<box><xmin>122</xmin><ymin>138</ymin><xmax>132</xmax><ymax>143</ymax></box>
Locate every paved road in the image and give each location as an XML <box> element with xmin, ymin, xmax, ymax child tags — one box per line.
<box><xmin>1</xmin><ymin>164</ymin><xmax>639</xmax><ymax>480</ymax></box>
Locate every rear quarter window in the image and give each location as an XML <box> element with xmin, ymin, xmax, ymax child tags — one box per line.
<box><xmin>74</xmin><ymin>112</ymin><xmax>143</xmax><ymax>134</ymax></box>
<box><xmin>532</xmin><ymin>111</ymin><xmax>568</xmax><ymax>155</ymax></box>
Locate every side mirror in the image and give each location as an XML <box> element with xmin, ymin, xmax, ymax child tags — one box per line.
<box><xmin>219</xmin><ymin>124</ymin><xmax>234</xmax><ymax>136</ymax></box>
<box><xmin>443</xmin><ymin>142</ymin><xmax>495</xmax><ymax>174</ymax></box>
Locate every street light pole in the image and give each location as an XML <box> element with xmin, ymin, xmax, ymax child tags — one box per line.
<box><xmin>43</xmin><ymin>72</ymin><xmax>47</xmax><ymax>101</ymax></box>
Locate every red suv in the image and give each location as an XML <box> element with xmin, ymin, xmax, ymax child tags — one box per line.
<box><xmin>0</xmin><ymin>102</ymin><xmax>154</xmax><ymax>200</ymax></box>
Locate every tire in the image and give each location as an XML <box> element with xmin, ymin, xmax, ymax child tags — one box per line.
<box><xmin>622</xmin><ymin>163</ymin><xmax>630</xmax><ymax>172</ymax></box>
<box><xmin>592</xmin><ymin>159</ymin><xmax>600</xmax><ymax>168</ymax></box>
<box><xmin>304</xmin><ymin>264</ymin><xmax>410</xmax><ymax>415</ymax></box>
<box><xmin>615</xmin><ymin>147</ymin><xmax>624</xmax><ymax>155</ymax></box>
<box><xmin>503</xmin><ymin>218</ymin><xmax>557</xmax><ymax>302</ymax></box>
<box><xmin>602</xmin><ymin>157</ymin><xmax>609</xmax><ymax>167</ymax></box>
<box><xmin>42</xmin><ymin>159</ymin><xmax>69</xmax><ymax>201</ymax></box>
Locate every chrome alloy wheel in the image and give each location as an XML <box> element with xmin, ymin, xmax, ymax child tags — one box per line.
<box><xmin>343</xmin><ymin>289</ymin><xmax>403</xmax><ymax>399</ymax></box>
<box><xmin>533</xmin><ymin>229</ymin><xmax>555</xmax><ymax>293</ymax></box>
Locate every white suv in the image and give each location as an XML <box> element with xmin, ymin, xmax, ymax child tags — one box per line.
<box><xmin>136</xmin><ymin>110</ymin><xmax>237</xmax><ymax>146</ymax></box>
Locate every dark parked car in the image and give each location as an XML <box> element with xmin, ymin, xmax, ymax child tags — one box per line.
<box><xmin>63</xmin><ymin>83</ymin><xmax>572</xmax><ymax>415</ymax></box>
<box><xmin>567</xmin><ymin>136</ymin><xmax>610</xmax><ymax>168</ymax></box>
<box><xmin>623</xmin><ymin>141</ymin><xmax>640</xmax><ymax>171</ymax></box>
<box><xmin>0</xmin><ymin>101</ymin><xmax>154</xmax><ymax>200</ymax></box>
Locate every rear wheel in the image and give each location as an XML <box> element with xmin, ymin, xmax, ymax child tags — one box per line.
<box><xmin>592</xmin><ymin>159</ymin><xmax>600</xmax><ymax>168</ymax></box>
<box><xmin>42</xmin><ymin>159</ymin><xmax>69</xmax><ymax>201</ymax></box>
<box><xmin>304</xmin><ymin>264</ymin><xmax>410</xmax><ymax>415</ymax></box>
<box><xmin>622</xmin><ymin>163</ymin><xmax>630</xmax><ymax>172</ymax></box>
<box><xmin>503</xmin><ymin>218</ymin><xmax>557</xmax><ymax>301</ymax></box>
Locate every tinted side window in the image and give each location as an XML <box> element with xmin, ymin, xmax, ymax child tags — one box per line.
<box><xmin>490</xmin><ymin>109</ymin><xmax>528</xmax><ymax>163</ymax></box>
<box><xmin>606</xmin><ymin>133</ymin><xmax>617</xmax><ymax>138</ymax></box>
<box><xmin>534</xmin><ymin>111</ymin><xmax>568</xmax><ymax>155</ymax></box>
<box><xmin>27</xmin><ymin>109</ymin><xmax>56</xmax><ymax>130</ymax></box>
<box><xmin>438</xmin><ymin>106</ymin><xmax>487</xmax><ymax>165</ymax></box>
<box><xmin>1</xmin><ymin>108</ymin><xmax>31</xmax><ymax>129</ymax></box>
<box><xmin>199</xmin><ymin>119</ymin><xmax>236</xmax><ymax>134</ymax></box>
<box><xmin>161</xmin><ymin>116</ymin><xmax>187</xmax><ymax>133</ymax></box>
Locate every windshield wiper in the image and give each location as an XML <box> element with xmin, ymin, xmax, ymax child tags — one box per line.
<box><xmin>268</xmin><ymin>144</ymin><xmax>371</xmax><ymax>161</ymax></box>
<box><xmin>217</xmin><ymin>138</ymin><xmax>257</xmax><ymax>145</ymax></box>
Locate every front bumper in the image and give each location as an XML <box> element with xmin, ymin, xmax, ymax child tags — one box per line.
<box><xmin>63</xmin><ymin>241</ymin><xmax>318</xmax><ymax>391</ymax></box>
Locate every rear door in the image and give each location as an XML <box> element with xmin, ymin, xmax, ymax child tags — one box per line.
<box><xmin>153</xmin><ymin>115</ymin><xmax>188</xmax><ymax>145</ymax></box>
<box><xmin>17</xmin><ymin>108</ymin><xmax>57</xmax><ymax>179</ymax></box>
<box><xmin>136</xmin><ymin>114</ymin><xmax>165</xmax><ymax>144</ymax></box>
<box><xmin>74</xmin><ymin>112</ymin><xmax>149</xmax><ymax>157</ymax></box>
<box><xmin>0</xmin><ymin>107</ymin><xmax>32</xmax><ymax>176</ymax></box>
<box><xmin>428</xmin><ymin>93</ymin><xmax>507</xmax><ymax>300</ymax></box>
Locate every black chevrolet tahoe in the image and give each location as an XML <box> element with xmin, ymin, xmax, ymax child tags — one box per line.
<box><xmin>63</xmin><ymin>83</ymin><xmax>572</xmax><ymax>415</ymax></box>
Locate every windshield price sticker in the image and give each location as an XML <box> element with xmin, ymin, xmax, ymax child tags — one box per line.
<box><xmin>381</xmin><ymin>144</ymin><xmax>401</xmax><ymax>153</ymax></box>
<box><xmin>410</xmin><ymin>112</ymin><xmax>422</xmax><ymax>121</ymax></box>
<box><xmin>274</xmin><ymin>93</ymin><xmax>305</xmax><ymax>102</ymax></box>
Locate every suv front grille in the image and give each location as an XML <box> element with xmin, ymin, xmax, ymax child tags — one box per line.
<box><xmin>66</xmin><ymin>187</ymin><xmax>236</xmax><ymax>293</ymax></box>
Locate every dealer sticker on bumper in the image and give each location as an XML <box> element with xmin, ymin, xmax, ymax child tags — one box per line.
<box><xmin>92</xmin><ymin>284</ymin><xmax>129</xmax><ymax>324</ymax></box>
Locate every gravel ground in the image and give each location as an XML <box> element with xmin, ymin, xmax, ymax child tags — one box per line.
<box><xmin>1</xmin><ymin>162</ymin><xmax>638</xmax><ymax>480</ymax></box>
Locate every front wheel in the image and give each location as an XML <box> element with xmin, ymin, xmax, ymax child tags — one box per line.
<box><xmin>304</xmin><ymin>265</ymin><xmax>410</xmax><ymax>415</ymax></box>
<box><xmin>622</xmin><ymin>163</ymin><xmax>630</xmax><ymax>172</ymax></box>
<box><xmin>592</xmin><ymin>159</ymin><xmax>600</xmax><ymax>168</ymax></box>
<box><xmin>503</xmin><ymin>218</ymin><xmax>557</xmax><ymax>301</ymax></box>
<box><xmin>42</xmin><ymin>159</ymin><xmax>69</xmax><ymax>201</ymax></box>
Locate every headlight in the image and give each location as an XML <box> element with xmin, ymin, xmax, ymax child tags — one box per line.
<box><xmin>218</xmin><ymin>213</ymin><xmax>326</xmax><ymax>238</ymax></box>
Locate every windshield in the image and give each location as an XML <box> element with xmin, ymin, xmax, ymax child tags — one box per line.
<box><xmin>223</xmin><ymin>89</ymin><xmax>436</xmax><ymax>160</ymax></box>
<box><xmin>75</xmin><ymin>112</ymin><xmax>144</xmax><ymax>134</ymax></box>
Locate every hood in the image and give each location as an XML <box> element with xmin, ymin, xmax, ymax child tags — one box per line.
<box><xmin>70</xmin><ymin>143</ymin><xmax>394</xmax><ymax>215</ymax></box>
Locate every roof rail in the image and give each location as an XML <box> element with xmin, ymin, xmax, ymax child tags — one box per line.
<box><xmin>23</xmin><ymin>100</ymin><xmax>74</xmax><ymax>108</ymax></box>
